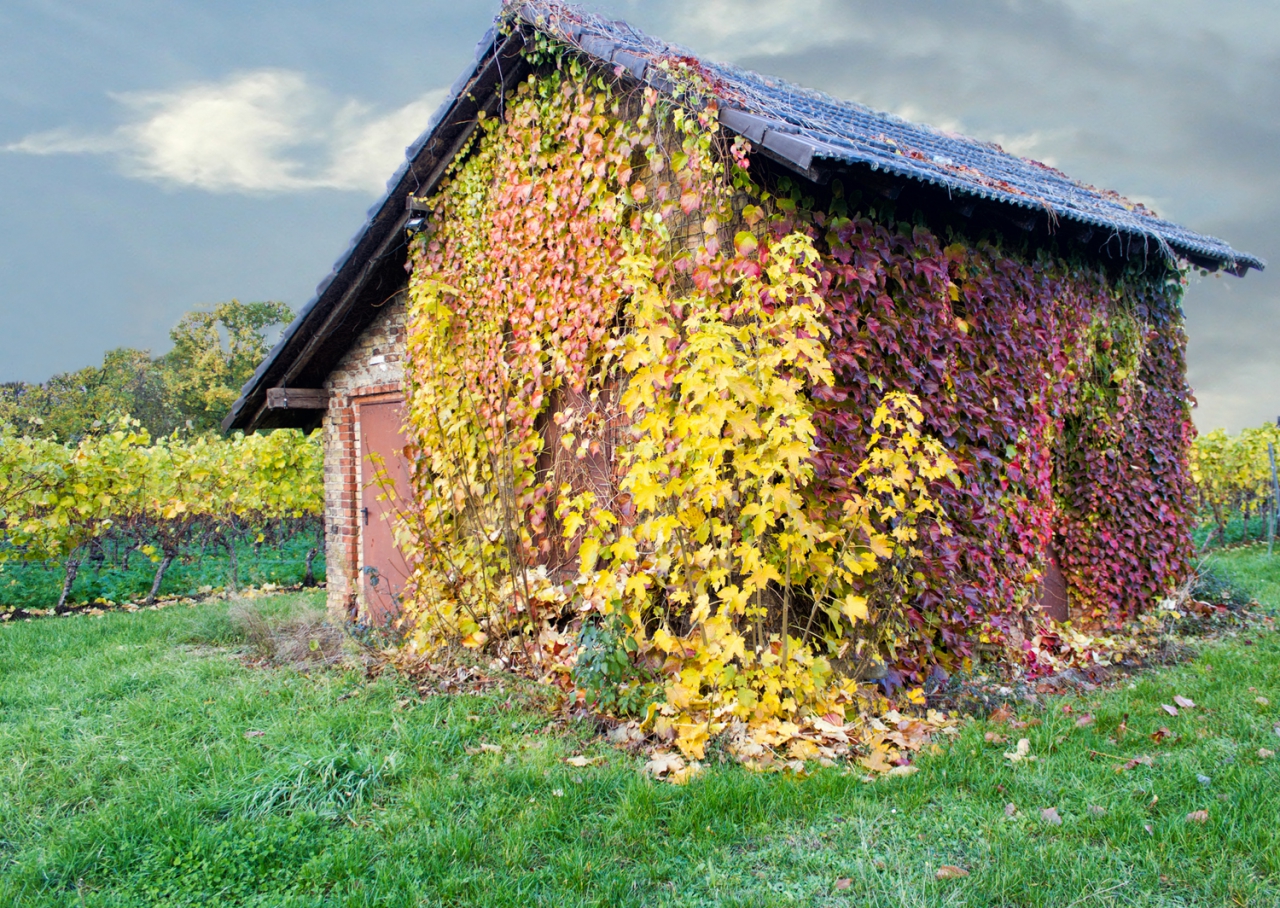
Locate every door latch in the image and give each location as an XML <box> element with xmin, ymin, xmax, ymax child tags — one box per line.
<box><xmin>361</xmin><ymin>506</ymin><xmax>370</xmax><ymax>526</ymax></box>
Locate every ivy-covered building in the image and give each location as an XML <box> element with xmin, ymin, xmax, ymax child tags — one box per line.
<box><xmin>226</xmin><ymin>1</ymin><xmax>1260</xmax><ymax>679</ymax></box>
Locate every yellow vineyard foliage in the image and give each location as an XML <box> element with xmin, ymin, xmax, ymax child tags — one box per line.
<box><xmin>0</xmin><ymin>420</ymin><xmax>322</xmax><ymax>566</ymax></box>
<box><xmin>1190</xmin><ymin>421</ymin><xmax>1280</xmax><ymax>542</ymax></box>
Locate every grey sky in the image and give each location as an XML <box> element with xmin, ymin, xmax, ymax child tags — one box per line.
<box><xmin>2</xmin><ymin>0</ymin><xmax>1275</xmax><ymax>431</ymax></box>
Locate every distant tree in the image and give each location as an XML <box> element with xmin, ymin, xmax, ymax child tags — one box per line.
<box><xmin>0</xmin><ymin>349</ymin><xmax>173</xmax><ymax>441</ymax></box>
<box><xmin>162</xmin><ymin>299</ymin><xmax>294</xmax><ymax>432</ymax></box>
<box><xmin>0</xmin><ymin>300</ymin><xmax>292</xmax><ymax>440</ymax></box>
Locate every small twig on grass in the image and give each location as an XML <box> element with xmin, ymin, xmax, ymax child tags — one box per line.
<box><xmin>1087</xmin><ymin>749</ymin><xmax>1129</xmax><ymax>762</ymax></box>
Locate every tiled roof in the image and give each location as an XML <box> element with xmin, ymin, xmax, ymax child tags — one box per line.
<box><xmin>516</xmin><ymin>0</ymin><xmax>1262</xmax><ymax>274</ymax></box>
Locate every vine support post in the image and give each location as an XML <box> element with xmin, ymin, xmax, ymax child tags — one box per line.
<box><xmin>224</xmin><ymin>525</ymin><xmax>240</xmax><ymax>594</ymax></box>
<box><xmin>303</xmin><ymin>545</ymin><xmax>319</xmax><ymax>588</ymax></box>
<box><xmin>56</xmin><ymin>557</ymin><xmax>80</xmax><ymax>611</ymax></box>
<box><xmin>1267</xmin><ymin>443</ymin><xmax>1278</xmax><ymax>557</ymax></box>
<box><xmin>144</xmin><ymin>552</ymin><xmax>174</xmax><ymax>605</ymax></box>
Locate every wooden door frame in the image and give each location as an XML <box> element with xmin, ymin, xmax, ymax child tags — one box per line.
<box><xmin>352</xmin><ymin>386</ymin><xmax>405</xmax><ymax>616</ymax></box>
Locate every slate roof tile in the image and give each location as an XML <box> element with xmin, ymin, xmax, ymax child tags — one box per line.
<box><xmin>517</xmin><ymin>0</ymin><xmax>1262</xmax><ymax>273</ymax></box>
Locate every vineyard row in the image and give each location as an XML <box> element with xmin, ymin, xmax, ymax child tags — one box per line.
<box><xmin>1191</xmin><ymin>422</ymin><xmax>1280</xmax><ymax>549</ymax></box>
<box><xmin>0</xmin><ymin>416</ymin><xmax>1271</xmax><ymax>613</ymax></box>
<box><xmin>0</xmin><ymin>422</ymin><xmax>323</xmax><ymax>607</ymax></box>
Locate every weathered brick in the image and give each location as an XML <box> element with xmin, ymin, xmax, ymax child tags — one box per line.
<box><xmin>321</xmin><ymin>294</ymin><xmax>408</xmax><ymax>621</ymax></box>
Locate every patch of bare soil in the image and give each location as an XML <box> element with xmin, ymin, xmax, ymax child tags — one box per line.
<box><xmin>0</xmin><ymin>582</ymin><xmax>320</xmax><ymax>624</ymax></box>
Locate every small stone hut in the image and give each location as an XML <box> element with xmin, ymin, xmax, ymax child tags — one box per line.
<box><xmin>225</xmin><ymin>2</ymin><xmax>1261</xmax><ymax>657</ymax></box>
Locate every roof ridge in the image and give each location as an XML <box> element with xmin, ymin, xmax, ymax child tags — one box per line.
<box><xmin>511</xmin><ymin>0</ymin><xmax>1262</xmax><ymax>274</ymax></box>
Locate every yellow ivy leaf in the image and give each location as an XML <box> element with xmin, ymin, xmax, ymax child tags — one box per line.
<box><xmin>841</xmin><ymin>595</ymin><xmax>869</xmax><ymax>623</ymax></box>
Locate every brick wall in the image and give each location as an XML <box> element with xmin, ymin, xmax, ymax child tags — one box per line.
<box><xmin>321</xmin><ymin>294</ymin><xmax>407</xmax><ymax>621</ymax></box>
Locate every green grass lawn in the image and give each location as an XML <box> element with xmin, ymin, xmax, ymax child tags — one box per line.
<box><xmin>1203</xmin><ymin>544</ymin><xmax>1280</xmax><ymax>614</ymax></box>
<box><xmin>1</xmin><ymin>555</ymin><xmax>1278</xmax><ymax>906</ymax></box>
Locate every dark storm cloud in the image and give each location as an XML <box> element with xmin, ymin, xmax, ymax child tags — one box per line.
<box><xmin>2</xmin><ymin>0</ymin><xmax>1276</xmax><ymax>430</ymax></box>
<box><xmin>588</xmin><ymin>0</ymin><xmax>1280</xmax><ymax>430</ymax></box>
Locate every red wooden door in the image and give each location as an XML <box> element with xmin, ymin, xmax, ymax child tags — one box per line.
<box><xmin>358</xmin><ymin>397</ymin><xmax>410</xmax><ymax>626</ymax></box>
<box><xmin>1036</xmin><ymin>548</ymin><xmax>1070</xmax><ymax>623</ymax></box>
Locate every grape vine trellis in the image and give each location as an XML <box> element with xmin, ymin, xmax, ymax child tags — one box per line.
<box><xmin>395</xmin><ymin>32</ymin><xmax>1196</xmax><ymax>759</ymax></box>
<box><xmin>1191</xmin><ymin>422</ymin><xmax>1280</xmax><ymax>548</ymax></box>
<box><xmin>0</xmin><ymin>422</ymin><xmax>323</xmax><ymax>608</ymax></box>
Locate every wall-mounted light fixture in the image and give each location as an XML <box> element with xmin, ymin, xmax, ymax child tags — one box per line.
<box><xmin>405</xmin><ymin>196</ymin><xmax>432</xmax><ymax>238</ymax></box>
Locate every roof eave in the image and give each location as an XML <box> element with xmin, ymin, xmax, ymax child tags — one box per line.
<box><xmin>223</xmin><ymin>25</ymin><xmax>530</xmax><ymax>433</ymax></box>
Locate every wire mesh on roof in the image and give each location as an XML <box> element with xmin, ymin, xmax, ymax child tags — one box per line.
<box><xmin>514</xmin><ymin>0</ymin><xmax>1262</xmax><ymax>273</ymax></box>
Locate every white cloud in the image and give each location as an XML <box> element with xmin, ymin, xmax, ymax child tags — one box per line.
<box><xmin>4</xmin><ymin>70</ymin><xmax>447</xmax><ymax>195</ymax></box>
<box><xmin>324</xmin><ymin>94</ymin><xmax>444</xmax><ymax>193</ymax></box>
<box><xmin>5</xmin><ymin>127</ymin><xmax>130</xmax><ymax>156</ymax></box>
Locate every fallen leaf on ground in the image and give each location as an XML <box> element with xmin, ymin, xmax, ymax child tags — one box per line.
<box><xmin>860</xmin><ymin>744</ymin><xmax>894</xmax><ymax>774</ymax></box>
<box><xmin>936</xmin><ymin>865</ymin><xmax>969</xmax><ymax>880</ymax></box>
<box><xmin>643</xmin><ymin>751</ymin><xmax>685</xmax><ymax>778</ymax></box>
<box><xmin>1161</xmin><ymin>704</ymin><xmax>1179</xmax><ymax>717</ymax></box>
<box><xmin>465</xmin><ymin>742</ymin><xmax>502</xmax><ymax>755</ymax></box>
<box><xmin>552</xmin><ymin>788</ymin><xmax>564</xmax><ymax>798</ymax></box>
<box><xmin>1004</xmin><ymin>803</ymin><xmax>1018</xmax><ymax>817</ymax></box>
<box><xmin>1256</xmin><ymin>697</ymin><xmax>1271</xmax><ymax>707</ymax></box>
<box><xmin>1075</xmin><ymin>713</ymin><xmax>1095</xmax><ymax>728</ymax></box>
<box><xmin>1117</xmin><ymin>755</ymin><xmax>1155</xmax><ymax>772</ymax></box>
<box><xmin>1004</xmin><ymin>738</ymin><xmax>1034</xmax><ymax>763</ymax></box>
<box><xmin>565</xmin><ymin>755</ymin><xmax>605</xmax><ymax>767</ymax></box>
<box><xmin>1088</xmin><ymin>805</ymin><xmax>1107</xmax><ymax>816</ymax></box>
<box><xmin>607</xmin><ymin>724</ymin><xmax>645</xmax><ymax>746</ymax></box>
<box><xmin>1151</xmin><ymin>726</ymin><xmax>1173</xmax><ymax>742</ymax></box>
<box><xmin>835</xmin><ymin>878</ymin><xmax>852</xmax><ymax>891</ymax></box>
<box><xmin>782</xmin><ymin>760</ymin><xmax>809</xmax><ymax>776</ymax></box>
<box><xmin>985</xmin><ymin>731</ymin><xmax>1008</xmax><ymax>744</ymax></box>
<box><xmin>1041</xmin><ymin>807</ymin><xmax>1063</xmax><ymax>826</ymax></box>
<box><xmin>1258</xmin><ymin>748</ymin><xmax>1275</xmax><ymax>759</ymax></box>
<box><xmin>1144</xmin><ymin>824</ymin><xmax>1153</xmax><ymax>835</ymax></box>
<box><xmin>1186</xmin><ymin>810</ymin><xmax>1209</xmax><ymax>823</ymax></box>
<box><xmin>243</xmin><ymin>730</ymin><xmax>265</xmax><ymax>739</ymax></box>
<box><xmin>990</xmin><ymin>705</ymin><xmax>1013</xmax><ymax>724</ymax></box>
<box><xmin>887</xmin><ymin>764</ymin><xmax>918</xmax><ymax>777</ymax></box>
<box><xmin>1173</xmin><ymin>695</ymin><xmax>1196</xmax><ymax>710</ymax></box>
<box><xmin>668</xmin><ymin>762</ymin><xmax>704</xmax><ymax>785</ymax></box>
